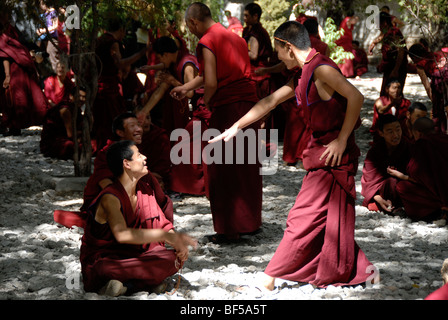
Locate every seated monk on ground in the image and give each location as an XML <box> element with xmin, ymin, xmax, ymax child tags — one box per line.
<box><xmin>361</xmin><ymin>114</ymin><xmax>411</xmax><ymax>213</ymax></box>
<box><xmin>40</xmin><ymin>86</ymin><xmax>88</xmax><ymax>160</ymax></box>
<box><xmin>401</xmin><ymin>102</ymin><xmax>428</xmax><ymax>143</ymax></box>
<box><xmin>80</xmin><ymin>140</ymin><xmax>197</xmax><ymax>296</ymax></box>
<box><xmin>389</xmin><ymin>117</ymin><xmax>448</xmax><ymax>221</ymax></box>
<box><xmin>54</xmin><ymin>113</ymin><xmax>173</xmax><ymax>230</ymax></box>
<box><xmin>369</xmin><ymin>79</ymin><xmax>410</xmax><ymax>140</ymax></box>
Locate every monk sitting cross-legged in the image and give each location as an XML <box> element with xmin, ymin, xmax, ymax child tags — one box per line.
<box><xmin>80</xmin><ymin>140</ymin><xmax>197</xmax><ymax>296</ymax></box>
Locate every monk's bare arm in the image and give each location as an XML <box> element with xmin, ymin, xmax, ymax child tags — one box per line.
<box><xmin>202</xmin><ymin>46</ymin><xmax>217</xmax><ymax>106</ymax></box>
<box><xmin>97</xmin><ymin>194</ymin><xmax>197</xmax><ymax>258</ymax></box>
<box><xmin>100</xmin><ymin>194</ymin><xmax>173</xmax><ymax>245</ymax></box>
<box><xmin>416</xmin><ymin>67</ymin><xmax>432</xmax><ymax>101</ymax></box>
<box><xmin>170</xmin><ymin>74</ymin><xmax>204</xmax><ymax>100</ymax></box>
<box><xmin>2</xmin><ymin>60</ymin><xmax>10</xmax><ymax>89</ymax></box>
<box><xmin>315</xmin><ymin>65</ymin><xmax>363</xmax><ymax>166</ymax></box>
<box><xmin>209</xmin><ymin>79</ymin><xmax>295</xmax><ymax>143</ymax></box>
<box><xmin>248</xmin><ymin>36</ymin><xmax>259</xmax><ymax>61</ymax></box>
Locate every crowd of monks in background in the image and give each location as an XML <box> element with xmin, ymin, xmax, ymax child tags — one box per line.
<box><xmin>1</xmin><ymin>1</ymin><xmax>448</xmax><ymax>298</ymax></box>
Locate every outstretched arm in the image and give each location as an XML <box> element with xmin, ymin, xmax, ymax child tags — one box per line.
<box><xmin>209</xmin><ymin>79</ymin><xmax>295</xmax><ymax>143</ymax></box>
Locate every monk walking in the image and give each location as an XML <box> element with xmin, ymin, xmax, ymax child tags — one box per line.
<box><xmin>80</xmin><ymin>140</ymin><xmax>196</xmax><ymax>296</ymax></box>
<box><xmin>171</xmin><ymin>3</ymin><xmax>262</xmax><ymax>243</ymax></box>
<box><xmin>211</xmin><ymin>21</ymin><xmax>375</xmax><ymax>289</ymax></box>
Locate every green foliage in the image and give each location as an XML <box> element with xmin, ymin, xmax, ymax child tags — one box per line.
<box><xmin>256</xmin><ymin>0</ymin><xmax>291</xmax><ymax>42</ymax></box>
<box><xmin>322</xmin><ymin>17</ymin><xmax>354</xmax><ymax>65</ymax></box>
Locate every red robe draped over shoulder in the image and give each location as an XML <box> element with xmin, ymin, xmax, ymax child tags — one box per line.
<box><xmin>265</xmin><ymin>50</ymin><xmax>373</xmax><ymax>287</ymax></box>
<box><xmin>0</xmin><ymin>33</ymin><xmax>49</xmax><ymax>129</ymax></box>
<box><xmin>397</xmin><ymin>133</ymin><xmax>448</xmax><ymax>220</ymax></box>
<box><xmin>196</xmin><ymin>23</ymin><xmax>262</xmax><ymax>235</ymax></box>
<box><xmin>80</xmin><ymin>180</ymin><xmax>177</xmax><ymax>292</ymax></box>
<box><xmin>81</xmin><ymin>140</ymin><xmax>173</xmax><ymax>224</ymax></box>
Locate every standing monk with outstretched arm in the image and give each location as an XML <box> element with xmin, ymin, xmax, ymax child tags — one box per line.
<box><xmin>171</xmin><ymin>2</ymin><xmax>262</xmax><ymax>243</ymax></box>
<box><xmin>211</xmin><ymin>21</ymin><xmax>375</xmax><ymax>290</ymax></box>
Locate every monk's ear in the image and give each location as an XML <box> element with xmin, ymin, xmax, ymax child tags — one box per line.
<box><xmin>123</xmin><ymin>159</ymin><xmax>132</xmax><ymax>170</ymax></box>
<box><xmin>378</xmin><ymin>129</ymin><xmax>384</xmax><ymax>138</ymax></box>
<box><xmin>116</xmin><ymin>129</ymin><xmax>125</xmax><ymax>139</ymax></box>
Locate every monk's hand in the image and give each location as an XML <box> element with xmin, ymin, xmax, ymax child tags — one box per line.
<box><xmin>374</xmin><ymin>195</ymin><xmax>394</xmax><ymax>212</ymax></box>
<box><xmin>136</xmin><ymin>111</ymin><xmax>147</xmax><ymax>126</ymax></box>
<box><xmin>170</xmin><ymin>86</ymin><xmax>187</xmax><ymax>100</ymax></box>
<box><xmin>171</xmin><ymin>232</ymin><xmax>198</xmax><ymax>262</ymax></box>
<box><xmin>208</xmin><ymin>124</ymin><xmax>240</xmax><ymax>144</ymax></box>
<box><xmin>3</xmin><ymin>75</ymin><xmax>10</xmax><ymax>89</ymax></box>
<box><xmin>320</xmin><ymin>138</ymin><xmax>346</xmax><ymax>167</ymax></box>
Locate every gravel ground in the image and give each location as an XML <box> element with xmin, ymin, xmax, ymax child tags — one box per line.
<box><xmin>0</xmin><ymin>72</ymin><xmax>447</xmax><ymax>302</ymax></box>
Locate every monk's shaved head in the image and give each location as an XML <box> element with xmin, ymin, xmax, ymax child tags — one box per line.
<box><xmin>185</xmin><ymin>2</ymin><xmax>212</xmax><ymax>22</ymax></box>
<box><xmin>412</xmin><ymin>116</ymin><xmax>434</xmax><ymax>135</ymax></box>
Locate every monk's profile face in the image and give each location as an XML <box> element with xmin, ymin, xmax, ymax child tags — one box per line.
<box><xmin>119</xmin><ymin>118</ymin><xmax>143</xmax><ymax>145</ymax></box>
<box><xmin>243</xmin><ymin>11</ymin><xmax>258</xmax><ymax>26</ymax></box>
<box><xmin>275</xmin><ymin>42</ymin><xmax>297</xmax><ymax>70</ymax></box>
<box><xmin>379</xmin><ymin>121</ymin><xmax>402</xmax><ymax>147</ymax></box>
<box><xmin>125</xmin><ymin>145</ymin><xmax>148</xmax><ymax>177</ymax></box>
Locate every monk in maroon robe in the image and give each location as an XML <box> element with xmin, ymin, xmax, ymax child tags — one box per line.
<box><xmin>93</xmin><ymin>19</ymin><xmax>147</xmax><ymax>150</ymax></box>
<box><xmin>0</xmin><ymin>30</ymin><xmax>49</xmax><ymax>135</ymax></box>
<box><xmin>211</xmin><ymin>21</ymin><xmax>375</xmax><ymax>289</ymax></box>
<box><xmin>81</xmin><ymin>113</ymin><xmax>173</xmax><ymax>224</ymax></box>
<box><xmin>361</xmin><ymin>114</ymin><xmax>411</xmax><ymax>213</ymax></box>
<box><xmin>243</xmin><ymin>3</ymin><xmax>273</xmax><ymax>100</ymax></box>
<box><xmin>369</xmin><ymin>79</ymin><xmax>411</xmax><ymax>141</ymax></box>
<box><xmin>172</xmin><ymin>3</ymin><xmax>262</xmax><ymax>242</ymax></box>
<box><xmin>80</xmin><ymin>140</ymin><xmax>196</xmax><ymax>296</ymax></box>
<box><xmin>368</xmin><ymin>12</ymin><xmax>407</xmax><ymax>96</ymax></box>
<box><xmin>401</xmin><ymin>102</ymin><xmax>428</xmax><ymax>144</ymax></box>
<box><xmin>426</xmin><ymin>259</ymin><xmax>448</xmax><ymax>300</ymax></box>
<box><xmin>390</xmin><ymin>117</ymin><xmax>448</xmax><ymax>221</ymax></box>
<box><xmin>40</xmin><ymin>87</ymin><xmax>87</xmax><ymax>160</ymax></box>
<box><xmin>352</xmin><ymin>41</ymin><xmax>368</xmax><ymax>77</ymax></box>
<box><xmin>409</xmin><ymin>43</ymin><xmax>448</xmax><ymax>134</ymax></box>
<box><xmin>44</xmin><ymin>61</ymin><xmax>74</xmax><ymax>107</ymax></box>
<box><xmin>335</xmin><ymin>13</ymin><xmax>359</xmax><ymax>78</ymax></box>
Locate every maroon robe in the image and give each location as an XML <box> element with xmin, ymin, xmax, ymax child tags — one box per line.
<box><xmin>92</xmin><ymin>33</ymin><xmax>127</xmax><ymax>150</ymax></box>
<box><xmin>40</xmin><ymin>101</ymin><xmax>81</xmax><ymax>160</ymax></box>
<box><xmin>309</xmin><ymin>35</ymin><xmax>328</xmax><ymax>56</ymax></box>
<box><xmin>361</xmin><ymin>138</ymin><xmax>411</xmax><ymax>210</ymax></box>
<box><xmin>352</xmin><ymin>48</ymin><xmax>368</xmax><ymax>77</ymax></box>
<box><xmin>44</xmin><ymin>74</ymin><xmax>74</xmax><ymax>106</ymax></box>
<box><xmin>377</xmin><ymin>27</ymin><xmax>408</xmax><ymax>96</ymax></box>
<box><xmin>396</xmin><ymin>133</ymin><xmax>448</xmax><ymax>220</ymax></box>
<box><xmin>335</xmin><ymin>17</ymin><xmax>355</xmax><ymax>78</ymax></box>
<box><xmin>281</xmin><ymin>69</ymin><xmax>311</xmax><ymax>164</ymax></box>
<box><xmin>80</xmin><ymin>180</ymin><xmax>177</xmax><ymax>293</ymax></box>
<box><xmin>425</xmin><ymin>283</ymin><xmax>448</xmax><ymax>300</ymax></box>
<box><xmin>265</xmin><ymin>50</ymin><xmax>373</xmax><ymax>287</ymax></box>
<box><xmin>415</xmin><ymin>51</ymin><xmax>448</xmax><ymax>134</ymax></box>
<box><xmin>197</xmin><ymin>23</ymin><xmax>262</xmax><ymax>236</ymax></box>
<box><xmin>169</xmin><ymin>53</ymin><xmax>211</xmax><ymax>196</ymax></box>
<box><xmin>138</xmin><ymin>124</ymin><xmax>172</xmax><ymax>189</ymax></box>
<box><xmin>81</xmin><ymin>139</ymin><xmax>173</xmax><ymax>224</ymax></box>
<box><xmin>243</xmin><ymin>22</ymin><xmax>273</xmax><ymax>99</ymax></box>
<box><xmin>0</xmin><ymin>33</ymin><xmax>49</xmax><ymax>130</ymax></box>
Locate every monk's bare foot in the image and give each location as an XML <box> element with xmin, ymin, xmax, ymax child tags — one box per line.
<box><xmin>99</xmin><ymin>279</ymin><xmax>127</xmax><ymax>297</ymax></box>
<box><xmin>262</xmin><ymin>274</ymin><xmax>276</xmax><ymax>291</ymax></box>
